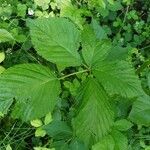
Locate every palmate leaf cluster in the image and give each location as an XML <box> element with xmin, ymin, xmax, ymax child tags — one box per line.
<box><xmin>0</xmin><ymin>17</ymin><xmax>150</xmax><ymax>149</ymax></box>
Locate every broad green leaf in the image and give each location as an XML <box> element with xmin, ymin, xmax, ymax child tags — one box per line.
<box><xmin>0</xmin><ymin>64</ymin><xmax>60</xmax><ymax>121</ymax></box>
<box><xmin>91</xmin><ymin>19</ymin><xmax>107</xmax><ymax>40</ymax></box>
<box><xmin>0</xmin><ymin>86</ymin><xmax>13</xmax><ymax>115</ymax></box>
<box><xmin>92</xmin><ymin>135</ymin><xmax>115</xmax><ymax>150</ymax></box>
<box><xmin>0</xmin><ymin>29</ymin><xmax>14</xmax><ymax>42</ymax></box>
<box><xmin>31</xmin><ymin>119</ymin><xmax>43</xmax><ymax>127</ymax></box>
<box><xmin>92</xmin><ymin>130</ymin><xmax>128</xmax><ymax>150</ymax></box>
<box><xmin>105</xmin><ymin>46</ymin><xmax>130</xmax><ymax>61</ymax></box>
<box><xmin>93</xmin><ymin>61</ymin><xmax>143</xmax><ymax>98</ymax></box>
<box><xmin>28</xmin><ymin>18</ymin><xmax>81</xmax><ymax>68</ymax></box>
<box><xmin>72</xmin><ymin>78</ymin><xmax>114</xmax><ymax>146</ymax></box>
<box><xmin>43</xmin><ymin>121</ymin><xmax>72</xmax><ymax>140</ymax></box>
<box><xmin>69</xmin><ymin>139</ymin><xmax>88</xmax><ymax>150</ymax></box>
<box><xmin>0</xmin><ymin>52</ymin><xmax>5</xmax><ymax>63</ymax></box>
<box><xmin>111</xmin><ymin>130</ymin><xmax>128</xmax><ymax>150</ymax></box>
<box><xmin>114</xmin><ymin>119</ymin><xmax>133</xmax><ymax>131</ymax></box>
<box><xmin>129</xmin><ymin>95</ymin><xmax>150</xmax><ymax>126</ymax></box>
<box><xmin>81</xmin><ymin>26</ymin><xmax>111</xmax><ymax>67</ymax></box>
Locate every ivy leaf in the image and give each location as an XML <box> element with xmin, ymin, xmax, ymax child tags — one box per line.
<box><xmin>0</xmin><ymin>29</ymin><xmax>14</xmax><ymax>43</ymax></box>
<box><xmin>72</xmin><ymin>78</ymin><xmax>114</xmax><ymax>146</ymax></box>
<box><xmin>0</xmin><ymin>64</ymin><xmax>60</xmax><ymax>121</ymax></box>
<box><xmin>129</xmin><ymin>95</ymin><xmax>150</xmax><ymax>126</ymax></box>
<box><xmin>81</xmin><ymin>26</ymin><xmax>111</xmax><ymax>67</ymax></box>
<box><xmin>28</xmin><ymin>18</ymin><xmax>81</xmax><ymax>68</ymax></box>
<box><xmin>93</xmin><ymin>61</ymin><xmax>143</xmax><ymax>98</ymax></box>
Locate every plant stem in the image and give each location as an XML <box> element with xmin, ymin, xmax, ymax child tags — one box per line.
<box><xmin>59</xmin><ymin>69</ymin><xmax>89</xmax><ymax>80</ymax></box>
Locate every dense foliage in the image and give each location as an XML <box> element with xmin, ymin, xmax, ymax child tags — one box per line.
<box><xmin>0</xmin><ymin>0</ymin><xmax>150</xmax><ymax>149</ymax></box>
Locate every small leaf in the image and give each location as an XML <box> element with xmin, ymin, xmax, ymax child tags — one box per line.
<box><xmin>44</xmin><ymin>112</ymin><xmax>53</xmax><ymax>125</ymax></box>
<box><xmin>0</xmin><ymin>29</ymin><xmax>14</xmax><ymax>43</ymax></box>
<box><xmin>129</xmin><ymin>95</ymin><xmax>150</xmax><ymax>126</ymax></box>
<box><xmin>0</xmin><ymin>66</ymin><xmax>5</xmax><ymax>74</ymax></box>
<box><xmin>35</xmin><ymin>128</ymin><xmax>46</xmax><ymax>137</ymax></box>
<box><xmin>114</xmin><ymin>119</ymin><xmax>133</xmax><ymax>131</ymax></box>
<box><xmin>31</xmin><ymin>119</ymin><xmax>43</xmax><ymax>127</ymax></box>
<box><xmin>0</xmin><ymin>52</ymin><xmax>5</xmax><ymax>63</ymax></box>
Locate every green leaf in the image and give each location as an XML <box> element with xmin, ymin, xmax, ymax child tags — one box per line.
<box><xmin>6</xmin><ymin>145</ymin><xmax>12</xmax><ymax>150</ymax></box>
<box><xmin>0</xmin><ymin>64</ymin><xmax>60</xmax><ymax>121</ymax></box>
<box><xmin>114</xmin><ymin>119</ymin><xmax>133</xmax><ymax>131</ymax></box>
<box><xmin>44</xmin><ymin>112</ymin><xmax>53</xmax><ymax>125</ymax></box>
<box><xmin>35</xmin><ymin>128</ymin><xmax>46</xmax><ymax>137</ymax></box>
<box><xmin>72</xmin><ymin>78</ymin><xmax>114</xmax><ymax>146</ymax></box>
<box><xmin>92</xmin><ymin>130</ymin><xmax>128</xmax><ymax>150</ymax></box>
<box><xmin>0</xmin><ymin>29</ymin><xmax>14</xmax><ymax>43</ymax></box>
<box><xmin>0</xmin><ymin>66</ymin><xmax>5</xmax><ymax>74</ymax></box>
<box><xmin>43</xmin><ymin>121</ymin><xmax>72</xmax><ymax>140</ymax></box>
<box><xmin>111</xmin><ymin>130</ymin><xmax>128</xmax><ymax>150</ymax></box>
<box><xmin>59</xmin><ymin>0</ymin><xmax>86</xmax><ymax>29</ymax></box>
<box><xmin>81</xmin><ymin>26</ymin><xmax>111</xmax><ymax>67</ymax></box>
<box><xmin>129</xmin><ymin>95</ymin><xmax>150</xmax><ymax>126</ymax></box>
<box><xmin>91</xmin><ymin>19</ymin><xmax>107</xmax><ymax>40</ymax></box>
<box><xmin>0</xmin><ymin>52</ymin><xmax>5</xmax><ymax>63</ymax></box>
<box><xmin>69</xmin><ymin>139</ymin><xmax>88</xmax><ymax>150</ymax></box>
<box><xmin>31</xmin><ymin>119</ymin><xmax>43</xmax><ymax>127</ymax></box>
<box><xmin>92</xmin><ymin>135</ymin><xmax>115</xmax><ymax>150</ymax></box>
<box><xmin>34</xmin><ymin>0</ymin><xmax>50</xmax><ymax>10</ymax></box>
<box><xmin>28</xmin><ymin>18</ymin><xmax>81</xmax><ymax>68</ymax></box>
<box><xmin>93</xmin><ymin>61</ymin><xmax>143</xmax><ymax>98</ymax></box>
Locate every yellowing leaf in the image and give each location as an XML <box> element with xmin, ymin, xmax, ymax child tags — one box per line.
<box><xmin>0</xmin><ymin>66</ymin><xmax>5</xmax><ymax>74</ymax></box>
<box><xmin>35</xmin><ymin>128</ymin><xmax>46</xmax><ymax>137</ymax></box>
<box><xmin>44</xmin><ymin>112</ymin><xmax>53</xmax><ymax>125</ymax></box>
<box><xmin>0</xmin><ymin>52</ymin><xmax>5</xmax><ymax>63</ymax></box>
<box><xmin>6</xmin><ymin>145</ymin><xmax>12</xmax><ymax>150</ymax></box>
<box><xmin>31</xmin><ymin>119</ymin><xmax>43</xmax><ymax>127</ymax></box>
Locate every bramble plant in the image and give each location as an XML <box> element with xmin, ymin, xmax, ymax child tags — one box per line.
<box><xmin>0</xmin><ymin>0</ymin><xmax>150</xmax><ymax>149</ymax></box>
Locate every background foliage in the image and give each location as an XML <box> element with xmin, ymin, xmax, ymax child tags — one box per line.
<box><xmin>0</xmin><ymin>0</ymin><xmax>150</xmax><ymax>149</ymax></box>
